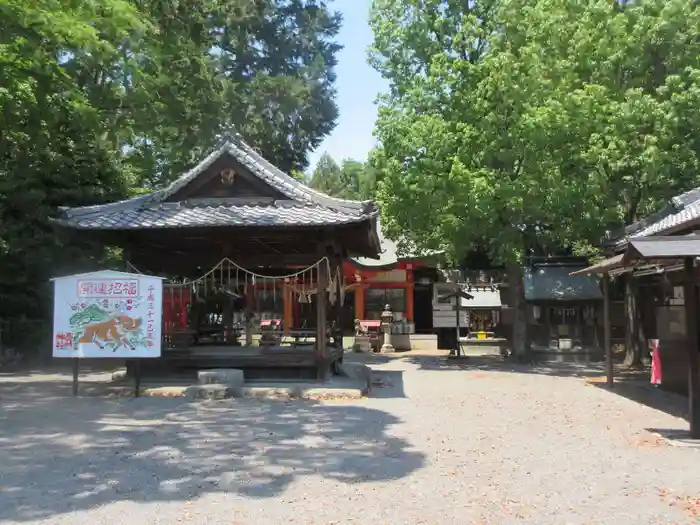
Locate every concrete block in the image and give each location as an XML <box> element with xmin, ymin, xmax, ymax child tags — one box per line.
<box><xmin>391</xmin><ymin>334</ymin><xmax>410</xmax><ymax>351</ymax></box>
<box><xmin>409</xmin><ymin>334</ymin><xmax>439</xmax><ymax>352</ymax></box>
<box><xmin>184</xmin><ymin>385</ymin><xmax>201</xmax><ymax>401</ymax></box>
<box><xmin>111</xmin><ymin>369</ymin><xmax>128</xmax><ymax>381</ymax></box>
<box><xmin>338</xmin><ymin>362</ymin><xmax>372</xmax><ymax>395</ymax></box>
<box><xmin>352</xmin><ymin>336</ymin><xmax>372</xmax><ymax>353</ymax></box>
<box><xmin>197</xmin><ymin>368</ymin><xmax>244</xmax><ymax>387</ymax></box>
<box><xmin>184</xmin><ymin>384</ymin><xmax>242</xmax><ymax>401</ymax></box>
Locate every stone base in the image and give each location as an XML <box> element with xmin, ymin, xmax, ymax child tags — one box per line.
<box><xmin>352</xmin><ymin>336</ymin><xmax>372</xmax><ymax>353</ymax></box>
<box><xmin>338</xmin><ymin>362</ymin><xmax>372</xmax><ymax>395</ymax></box>
<box><xmin>380</xmin><ymin>344</ymin><xmax>395</xmax><ymax>354</ymax></box>
<box><xmin>112</xmin><ymin>369</ymin><xmax>128</xmax><ymax>381</ymax></box>
<box><xmin>184</xmin><ymin>384</ymin><xmax>242</xmax><ymax>401</ymax></box>
<box><xmin>409</xmin><ymin>334</ymin><xmax>439</xmax><ymax>352</ymax></box>
<box><xmin>198</xmin><ymin>368</ymin><xmax>244</xmax><ymax>387</ymax></box>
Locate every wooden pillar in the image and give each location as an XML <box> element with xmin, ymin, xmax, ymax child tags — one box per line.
<box><xmin>683</xmin><ymin>257</ymin><xmax>700</xmax><ymax>438</ymax></box>
<box><xmin>293</xmin><ymin>293</ymin><xmax>300</xmax><ymax>327</ymax></box>
<box><xmin>316</xmin><ymin>261</ymin><xmax>328</xmax><ymax>380</ymax></box>
<box><xmin>355</xmin><ymin>285</ymin><xmax>365</xmax><ymax>320</ymax></box>
<box><xmin>455</xmin><ymin>290</ymin><xmax>462</xmax><ymax>356</ymax></box>
<box><xmin>406</xmin><ymin>270</ymin><xmax>414</xmax><ymax>322</ymax></box>
<box><xmin>245</xmin><ymin>282</ymin><xmax>254</xmax><ymax>346</ymax></box>
<box><xmin>283</xmin><ymin>283</ymin><xmax>293</xmax><ymax>335</ymax></box>
<box><xmin>222</xmin><ymin>297</ymin><xmax>234</xmax><ymax>344</ymax></box>
<box><xmin>602</xmin><ymin>273</ymin><xmax>613</xmax><ymax>388</ymax></box>
<box><xmin>577</xmin><ymin>304</ymin><xmax>584</xmax><ymax>346</ymax></box>
<box><xmin>335</xmin><ymin>261</ymin><xmax>344</xmax><ymax>346</ymax></box>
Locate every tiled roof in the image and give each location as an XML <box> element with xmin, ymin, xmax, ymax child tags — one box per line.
<box><xmin>351</xmin><ymin>222</ymin><xmax>400</xmax><ymax>267</ymax></box>
<box><xmin>53</xmin><ymin>201</ymin><xmax>370</xmax><ymax>230</ymax></box>
<box><xmin>611</xmin><ymin>187</ymin><xmax>700</xmax><ymax>250</ymax></box>
<box><xmin>351</xmin><ymin>219</ymin><xmax>443</xmax><ymax>268</ymax></box>
<box><xmin>54</xmin><ymin>134</ymin><xmax>378</xmax><ymax>230</ymax></box>
<box><xmin>628</xmin><ymin>200</ymin><xmax>700</xmax><ymax>239</ymax></box>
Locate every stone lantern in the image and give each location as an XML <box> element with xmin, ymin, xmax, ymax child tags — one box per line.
<box><xmin>380</xmin><ymin>304</ymin><xmax>395</xmax><ymax>353</ymax></box>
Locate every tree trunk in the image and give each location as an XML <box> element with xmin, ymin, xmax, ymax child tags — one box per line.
<box><xmin>623</xmin><ymin>276</ymin><xmax>645</xmax><ymax>367</ymax></box>
<box><xmin>508</xmin><ymin>263</ymin><xmax>528</xmax><ymax>358</ymax></box>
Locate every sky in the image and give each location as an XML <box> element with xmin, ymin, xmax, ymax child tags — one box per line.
<box><xmin>306</xmin><ymin>0</ymin><xmax>389</xmax><ymax>172</ymax></box>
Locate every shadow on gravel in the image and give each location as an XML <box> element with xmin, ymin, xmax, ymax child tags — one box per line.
<box><xmin>366</xmin><ymin>353</ymin><xmax>612</xmax><ymax>377</ymax></box>
<box><xmin>347</xmin><ymin>351</ymin><xmax>615</xmax><ymax>377</ymax></box>
<box><xmin>589</xmin><ymin>381</ymin><xmax>689</xmax><ymax>421</ymax></box>
<box><xmin>347</xmin><ymin>352</ymin><xmax>464</xmax><ymax>373</ymax></box>
<box><xmin>0</xmin><ymin>394</ymin><xmax>424</xmax><ymax>522</ymax></box>
<box><xmin>351</xmin><ymin>352</ymin><xmax>690</xmax><ymax>422</ymax></box>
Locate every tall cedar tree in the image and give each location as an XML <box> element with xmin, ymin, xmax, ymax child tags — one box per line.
<box><xmin>0</xmin><ymin>0</ymin><xmax>342</xmax><ymax>328</ymax></box>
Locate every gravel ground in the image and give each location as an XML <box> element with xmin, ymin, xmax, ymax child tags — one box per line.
<box><xmin>1</xmin><ymin>354</ymin><xmax>700</xmax><ymax>525</ymax></box>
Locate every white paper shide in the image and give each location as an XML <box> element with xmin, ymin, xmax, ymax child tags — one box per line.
<box><xmin>52</xmin><ymin>270</ymin><xmax>163</xmax><ymax>358</ymax></box>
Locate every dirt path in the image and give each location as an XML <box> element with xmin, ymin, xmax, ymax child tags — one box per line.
<box><xmin>1</xmin><ymin>354</ymin><xmax>698</xmax><ymax>524</ymax></box>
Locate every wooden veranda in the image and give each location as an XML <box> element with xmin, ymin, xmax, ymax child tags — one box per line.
<box><xmin>51</xmin><ymin>134</ymin><xmax>381</xmax><ymax>380</ymax></box>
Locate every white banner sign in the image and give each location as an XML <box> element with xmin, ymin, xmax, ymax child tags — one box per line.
<box><xmin>52</xmin><ymin>270</ymin><xmax>164</xmax><ymax>358</ymax></box>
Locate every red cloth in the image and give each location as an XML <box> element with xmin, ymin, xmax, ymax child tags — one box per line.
<box><xmin>650</xmin><ymin>339</ymin><xmax>663</xmax><ymax>385</ymax></box>
<box><xmin>360</xmin><ymin>320</ymin><xmax>381</xmax><ymax>331</ymax></box>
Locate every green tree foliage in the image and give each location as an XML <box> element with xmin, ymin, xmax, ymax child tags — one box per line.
<box><xmin>309</xmin><ymin>153</ymin><xmax>378</xmax><ymax>199</ymax></box>
<box><xmin>340</xmin><ymin>158</ymin><xmax>379</xmax><ymax>200</ymax></box>
<box><xmin>370</xmin><ymin>0</ymin><xmax>700</xmax><ymax>357</ymax></box>
<box><xmin>129</xmin><ymin>0</ymin><xmax>343</xmax><ymax>187</ymax></box>
<box><xmin>0</xmin><ymin>0</ymin><xmax>141</xmax><ymax>319</ymax></box>
<box><xmin>0</xmin><ymin>0</ymin><xmax>343</xmax><ymax>323</ymax></box>
<box><xmin>309</xmin><ymin>153</ymin><xmax>344</xmax><ymax>195</ymax></box>
<box><xmin>369</xmin><ymin>0</ymin><xmax>700</xmax><ymax>262</ymax></box>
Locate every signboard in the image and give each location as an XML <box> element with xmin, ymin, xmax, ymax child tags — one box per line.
<box><xmin>433</xmin><ymin>311</ymin><xmax>469</xmax><ymax>328</ymax></box>
<box><xmin>52</xmin><ymin>270</ymin><xmax>164</xmax><ymax>358</ymax></box>
<box><xmin>366</xmin><ymin>269</ymin><xmax>407</xmax><ymax>283</ymax></box>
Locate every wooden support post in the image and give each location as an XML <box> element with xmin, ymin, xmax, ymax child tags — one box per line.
<box><xmin>72</xmin><ymin>358</ymin><xmax>79</xmax><ymax>397</ymax></box>
<box><xmin>222</xmin><ymin>297</ymin><xmax>234</xmax><ymax>344</ymax></box>
<box><xmin>316</xmin><ymin>261</ymin><xmax>328</xmax><ymax>380</ymax></box>
<box><xmin>603</xmin><ymin>273</ymin><xmax>613</xmax><ymax>388</ymax></box>
<box><xmin>576</xmin><ymin>304</ymin><xmax>584</xmax><ymax>347</ymax></box>
<box><xmin>283</xmin><ymin>283</ymin><xmax>293</xmax><ymax>335</ymax></box>
<box><xmin>134</xmin><ymin>360</ymin><xmax>142</xmax><ymax>398</ymax></box>
<box><xmin>245</xmin><ymin>283</ymin><xmax>254</xmax><ymax>346</ymax></box>
<box><xmin>355</xmin><ymin>285</ymin><xmax>365</xmax><ymax>320</ymax></box>
<box><xmin>683</xmin><ymin>257</ymin><xmax>700</xmax><ymax>438</ymax></box>
<box><xmin>406</xmin><ymin>270</ymin><xmax>414</xmax><ymax>322</ymax></box>
<box><xmin>335</xmin><ymin>262</ymin><xmax>344</xmax><ymax>347</ymax></box>
<box><xmin>455</xmin><ymin>290</ymin><xmax>461</xmax><ymax>356</ymax></box>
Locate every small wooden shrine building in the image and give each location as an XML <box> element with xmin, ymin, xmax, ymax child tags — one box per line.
<box><xmin>524</xmin><ymin>257</ymin><xmax>604</xmax><ymax>352</ymax></box>
<box><xmin>51</xmin><ymin>133</ymin><xmax>381</xmax><ymax>380</ymax></box>
<box><xmin>345</xmin><ymin>226</ymin><xmax>441</xmax><ymax>328</ymax></box>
